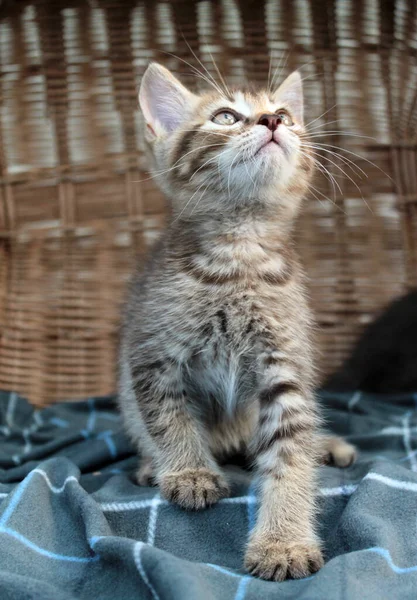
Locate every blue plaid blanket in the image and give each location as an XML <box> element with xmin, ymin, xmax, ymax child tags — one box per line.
<box><xmin>1</xmin><ymin>389</ymin><xmax>417</xmax><ymax>599</ymax></box>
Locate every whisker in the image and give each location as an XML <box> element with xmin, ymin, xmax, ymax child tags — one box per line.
<box><xmin>131</xmin><ymin>143</ymin><xmax>226</xmax><ymax>183</ymax></box>
<box><xmin>298</xmin><ymin>149</ymin><xmax>341</xmax><ymax>199</ymax></box>
<box><xmin>189</xmin><ymin>146</ymin><xmax>231</xmax><ymax>181</ymax></box>
<box><xmin>267</xmin><ymin>51</ymin><xmax>274</xmax><ymax>94</ymax></box>
<box><xmin>242</xmin><ymin>144</ymin><xmax>256</xmax><ymax>188</ymax></box>
<box><xmin>308</xmin><ymin>181</ymin><xmax>347</xmax><ymax>215</ymax></box>
<box><xmin>209</xmin><ymin>52</ymin><xmax>231</xmax><ymax>99</ymax></box>
<box><xmin>181</xmin><ymin>36</ymin><xmax>231</xmax><ymax>100</ymax></box>
<box><xmin>189</xmin><ymin>181</ymin><xmax>212</xmax><ymax>217</ymax></box>
<box><xmin>158</xmin><ymin>49</ymin><xmax>225</xmax><ymax>97</ymax></box>
<box><xmin>306</xmin><ymin>147</ymin><xmax>373</xmax><ymax>213</ymax></box>
<box><xmin>270</xmin><ymin>51</ymin><xmax>289</xmax><ymax>93</ymax></box>
<box><xmin>297</xmin><ymin>73</ymin><xmax>320</xmax><ymax>85</ymax></box>
<box><xmin>304</xmin><ymin>104</ymin><xmax>338</xmax><ymax>129</ymax></box>
<box><xmin>307</xmin><ymin>185</ymin><xmax>331</xmax><ymax>211</ymax></box>
<box><xmin>172</xmin><ymin>179</ymin><xmax>209</xmax><ymax>223</ymax></box>
<box><xmin>227</xmin><ymin>149</ymin><xmax>243</xmax><ymax>201</ymax></box>
<box><xmin>303</xmin><ymin>141</ymin><xmax>394</xmax><ymax>183</ymax></box>
<box><xmin>305</xmin><ymin>120</ymin><xmax>340</xmax><ymax>132</ymax></box>
<box><xmin>302</xmin><ymin>143</ymin><xmax>367</xmax><ymax>179</ymax></box>
<box><xmin>179</xmin><ymin>128</ymin><xmax>235</xmax><ymax>140</ymax></box>
<box><xmin>301</xmin><ymin>132</ymin><xmax>375</xmax><ymax>141</ymax></box>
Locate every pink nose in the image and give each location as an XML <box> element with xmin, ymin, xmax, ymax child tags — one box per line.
<box><xmin>258</xmin><ymin>114</ymin><xmax>280</xmax><ymax>132</ymax></box>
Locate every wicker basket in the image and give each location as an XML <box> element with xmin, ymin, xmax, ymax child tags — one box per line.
<box><xmin>0</xmin><ymin>0</ymin><xmax>416</xmax><ymax>406</ymax></box>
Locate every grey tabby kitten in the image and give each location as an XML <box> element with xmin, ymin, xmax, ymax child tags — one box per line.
<box><xmin>118</xmin><ymin>63</ymin><xmax>356</xmax><ymax>581</ymax></box>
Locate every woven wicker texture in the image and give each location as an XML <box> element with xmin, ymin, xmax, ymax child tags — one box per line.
<box><xmin>0</xmin><ymin>0</ymin><xmax>416</xmax><ymax>405</ymax></box>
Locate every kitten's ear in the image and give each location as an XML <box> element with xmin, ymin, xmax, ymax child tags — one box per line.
<box><xmin>273</xmin><ymin>71</ymin><xmax>303</xmax><ymax>125</ymax></box>
<box><xmin>139</xmin><ymin>63</ymin><xmax>197</xmax><ymax>137</ymax></box>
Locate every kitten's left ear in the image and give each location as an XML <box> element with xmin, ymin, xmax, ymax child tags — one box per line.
<box><xmin>139</xmin><ymin>62</ymin><xmax>198</xmax><ymax>137</ymax></box>
<box><xmin>273</xmin><ymin>71</ymin><xmax>303</xmax><ymax>125</ymax></box>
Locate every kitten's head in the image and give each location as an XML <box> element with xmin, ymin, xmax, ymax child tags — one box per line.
<box><xmin>139</xmin><ymin>62</ymin><xmax>314</xmax><ymax>217</ymax></box>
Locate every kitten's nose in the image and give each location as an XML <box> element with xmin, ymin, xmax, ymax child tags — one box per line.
<box><xmin>258</xmin><ymin>114</ymin><xmax>280</xmax><ymax>132</ymax></box>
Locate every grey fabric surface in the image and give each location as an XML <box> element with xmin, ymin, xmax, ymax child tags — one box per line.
<box><xmin>0</xmin><ymin>389</ymin><xmax>417</xmax><ymax>599</ymax></box>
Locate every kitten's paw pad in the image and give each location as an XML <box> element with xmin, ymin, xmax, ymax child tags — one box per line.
<box><xmin>323</xmin><ymin>437</ymin><xmax>357</xmax><ymax>468</ymax></box>
<box><xmin>245</xmin><ymin>538</ymin><xmax>324</xmax><ymax>581</ymax></box>
<box><xmin>136</xmin><ymin>458</ymin><xmax>156</xmax><ymax>487</ymax></box>
<box><xmin>160</xmin><ymin>468</ymin><xmax>229</xmax><ymax>510</ymax></box>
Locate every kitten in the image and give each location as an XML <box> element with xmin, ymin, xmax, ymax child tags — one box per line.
<box><xmin>325</xmin><ymin>290</ymin><xmax>417</xmax><ymax>393</ymax></box>
<box><xmin>118</xmin><ymin>63</ymin><xmax>356</xmax><ymax>581</ymax></box>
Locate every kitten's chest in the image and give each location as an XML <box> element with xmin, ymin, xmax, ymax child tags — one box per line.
<box><xmin>187</xmin><ymin>299</ymin><xmax>260</xmax><ymax>419</ymax></box>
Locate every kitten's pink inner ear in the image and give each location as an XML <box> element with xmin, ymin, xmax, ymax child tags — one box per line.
<box><xmin>139</xmin><ymin>62</ymin><xmax>197</xmax><ymax>136</ymax></box>
<box><xmin>274</xmin><ymin>71</ymin><xmax>304</xmax><ymax>125</ymax></box>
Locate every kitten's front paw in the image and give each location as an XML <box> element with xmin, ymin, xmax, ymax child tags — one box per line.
<box><xmin>160</xmin><ymin>468</ymin><xmax>229</xmax><ymax>510</ymax></box>
<box><xmin>245</xmin><ymin>536</ymin><xmax>324</xmax><ymax>581</ymax></box>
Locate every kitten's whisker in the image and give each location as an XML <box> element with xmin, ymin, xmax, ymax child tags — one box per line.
<box><xmin>186</xmin><ymin>70</ymin><xmax>226</xmax><ymax>97</ymax></box>
<box><xmin>189</xmin><ymin>181</ymin><xmax>212</xmax><ymax>217</ymax></box>
<box><xmin>181</xmin><ymin>36</ymin><xmax>221</xmax><ymax>89</ymax></box>
<box><xmin>303</xmin><ymin>141</ymin><xmax>393</xmax><ymax>183</ymax></box>
<box><xmin>270</xmin><ymin>51</ymin><xmax>288</xmax><ymax>93</ymax></box>
<box><xmin>209</xmin><ymin>52</ymin><xmax>231</xmax><ymax>99</ymax></box>
<box><xmin>297</xmin><ymin>73</ymin><xmax>319</xmax><ymax>85</ymax></box>
<box><xmin>242</xmin><ymin>145</ymin><xmax>256</xmax><ymax>188</ymax></box>
<box><xmin>189</xmin><ymin>146</ymin><xmax>231</xmax><ymax>181</ymax></box>
<box><xmin>301</xmin><ymin>132</ymin><xmax>375</xmax><ymax>141</ymax></box>
<box><xmin>171</xmin><ymin>143</ymin><xmax>225</xmax><ymax>168</ymax></box>
<box><xmin>132</xmin><ymin>143</ymin><xmax>226</xmax><ymax>183</ymax></box>
<box><xmin>180</xmin><ymin>36</ymin><xmax>230</xmax><ymax>100</ymax></box>
<box><xmin>180</xmin><ymin>128</ymin><xmax>235</xmax><ymax>140</ymax></box>
<box><xmin>172</xmin><ymin>178</ymin><xmax>210</xmax><ymax>222</ymax></box>
<box><xmin>227</xmin><ymin>150</ymin><xmax>243</xmax><ymax>201</ymax></box>
<box><xmin>307</xmin><ymin>148</ymin><xmax>373</xmax><ymax>213</ymax></box>
<box><xmin>267</xmin><ymin>51</ymin><xmax>274</xmax><ymax>94</ymax></box>
<box><xmin>302</xmin><ymin>144</ymin><xmax>367</xmax><ymax>179</ymax></box>
<box><xmin>294</xmin><ymin>56</ymin><xmax>323</xmax><ymax>76</ymax></box>
<box><xmin>298</xmin><ymin>149</ymin><xmax>341</xmax><ymax>199</ymax></box>
<box><xmin>158</xmin><ymin>49</ymin><xmax>225</xmax><ymax>97</ymax></box>
<box><xmin>305</xmin><ymin>120</ymin><xmax>340</xmax><ymax>132</ymax></box>
<box><xmin>307</xmin><ymin>186</ymin><xmax>329</xmax><ymax>210</ymax></box>
<box><xmin>304</xmin><ymin>105</ymin><xmax>338</xmax><ymax>129</ymax></box>
<box><xmin>308</xmin><ymin>181</ymin><xmax>348</xmax><ymax>215</ymax></box>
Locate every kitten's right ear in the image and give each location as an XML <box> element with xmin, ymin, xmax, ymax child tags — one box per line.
<box><xmin>139</xmin><ymin>63</ymin><xmax>197</xmax><ymax>138</ymax></box>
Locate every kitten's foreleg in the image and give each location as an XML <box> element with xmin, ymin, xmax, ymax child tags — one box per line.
<box><xmin>132</xmin><ymin>359</ymin><xmax>229</xmax><ymax>509</ymax></box>
<box><xmin>245</xmin><ymin>359</ymin><xmax>323</xmax><ymax>581</ymax></box>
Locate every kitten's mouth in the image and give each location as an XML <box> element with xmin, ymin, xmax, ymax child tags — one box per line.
<box><xmin>254</xmin><ymin>139</ymin><xmax>280</xmax><ymax>157</ymax></box>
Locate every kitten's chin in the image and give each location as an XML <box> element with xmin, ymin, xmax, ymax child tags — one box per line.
<box><xmin>243</xmin><ymin>147</ymin><xmax>297</xmax><ymax>189</ymax></box>
<box><xmin>254</xmin><ymin>140</ymin><xmax>283</xmax><ymax>158</ymax></box>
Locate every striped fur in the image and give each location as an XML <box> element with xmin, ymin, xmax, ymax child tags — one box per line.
<box><xmin>118</xmin><ymin>63</ymin><xmax>356</xmax><ymax>582</ymax></box>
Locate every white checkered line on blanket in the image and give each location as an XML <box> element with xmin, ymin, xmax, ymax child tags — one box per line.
<box><xmin>12</xmin><ymin>427</ymin><xmax>43</xmax><ymax>465</ymax></box>
<box><xmin>0</xmin><ymin>470</ymin><xmax>77</xmax><ymax>505</ymax></box>
<box><xmin>99</xmin><ymin>495</ymin><xmax>256</xmax><ymax>512</ymax></box>
<box><xmin>99</xmin><ymin>473</ymin><xmax>417</xmax><ymax>512</ymax></box>
<box><xmin>134</xmin><ymin>541</ymin><xmax>160</xmax><ymax>600</ymax></box>
<box><xmin>147</xmin><ymin>494</ymin><xmax>161</xmax><ymax>546</ymax></box>
<box><xmin>31</xmin><ymin>469</ymin><xmax>78</xmax><ymax>493</ymax></box>
<box><xmin>3</xmin><ymin>470</ymin><xmax>417</xmax><ymax>508</ymax></box>
<box><xmin>322</xmin><ymin>473</ymin><xmax>417</xmax><ymax>496</ymax></box>
<box><xmin>379</xmin><ymin>426</ymin><xmax>417</xmax><ymax>436</ymax></box>
<box><xmin>320</xmin><ymin>484</ymin><xmax>358</xmax><ymax>496</ymax></box>
<box><xmin>401</xmin><ymin>412</ymin><xmax>417</xmax><ymax>472</ymax></box>
<box><xmin>98</xmin><ymin>495</ymin><xmax>258</xmax><ymax>512</ymax></box>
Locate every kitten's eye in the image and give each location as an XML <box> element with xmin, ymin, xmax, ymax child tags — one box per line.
<box><xmin>212</xmin><ymin>111</ymin><xmax>239</xmax><ymax>126</ymax></box>
<box><xmin>276</xmin><ymin>111</ymin><xmax>293</xmax><ymax>127</ymax></box>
